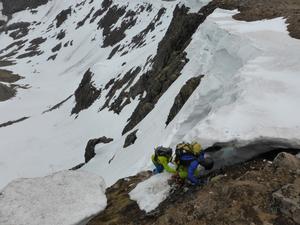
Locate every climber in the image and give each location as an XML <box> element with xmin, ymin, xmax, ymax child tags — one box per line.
<box><xmin>175</xmin><ymin>142</ymin><xmax>214</xmax><ymax>185</ymax></box>
<box><xmin>151</xmin><ymin>146</ymin><xmax>177</xmax><ymax>174</ymax></box>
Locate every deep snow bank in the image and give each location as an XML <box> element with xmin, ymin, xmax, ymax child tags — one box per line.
<box><xmin>162</xmin><ymin>9</ymin><xmax>300</xmax><ymax>148</ymax></box>
<box><xmin>0</xmin><ymin>170</ymin><xmax>107</xmax><ymax>225</ymax></box>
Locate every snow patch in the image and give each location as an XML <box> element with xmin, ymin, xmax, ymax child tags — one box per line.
<box><xmin>180</xmin><ymin>0</ymin><xmax>211</xmax><ymax>13</ymax></box>
<box><xmin>0</xmin><ymin>170</ymin><xmax>107</xmax><ymax>225</ymax></box>
<box><xmin>129</xmin><ymin>172</ymin><xmax>171</xmax><ymax>213</ymax></box>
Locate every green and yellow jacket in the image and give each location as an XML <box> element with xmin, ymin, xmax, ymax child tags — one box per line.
<box><xmin>151</xmin><ymin>154</ymin><xmax>177</xmax><ymax>174</ymax></box>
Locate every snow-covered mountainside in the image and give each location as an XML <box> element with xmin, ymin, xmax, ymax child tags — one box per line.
<box><xmin>0</xmin><ymin>0</ymin><xmax>300</xmax><ymax>192</ymax></box>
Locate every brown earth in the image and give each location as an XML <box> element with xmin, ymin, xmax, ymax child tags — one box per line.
<box><xmin>215</xmin><ymin>0</ymin><xmax>300</xmax><ymax>39</ymax></box>
<box><xmin>87</xmin><ymin>153</ymin><xmax>300</xmax><ymax>225</ymax></box>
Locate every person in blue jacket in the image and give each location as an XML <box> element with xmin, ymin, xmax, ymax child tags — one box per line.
<box><xmin>175</xmin><ymin>142</ymin><xmax>214</xmax><ymax>185</ymax></box>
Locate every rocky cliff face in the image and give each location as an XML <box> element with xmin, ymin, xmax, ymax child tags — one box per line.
<box><xmin>0</xmin><ymin>0</ymin><xmax>49</xmax><ymax>15</ymax></box>
<box><xmin>87</xmin><ymin>152</ymin><xmax>300</xmax><ymax>225</ymax></box>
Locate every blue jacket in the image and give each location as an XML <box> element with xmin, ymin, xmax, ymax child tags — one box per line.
<box><xmin>180</xmin><ymin>152</ymin><xmax>205</xmax><ymax>185</ymax></box>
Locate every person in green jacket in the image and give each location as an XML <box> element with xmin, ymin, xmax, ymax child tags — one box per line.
<box><xmin>151</xmin><ymin>146</ymin><xmax>177</xmax><ymax>174</ymax></box>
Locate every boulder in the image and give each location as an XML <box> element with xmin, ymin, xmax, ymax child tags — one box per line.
<box><xmin>85</xmin><ymin>136</ymin><xmax>113</xmax><ymax>163</ymax></box>
<box><xmin>272</xmin><ymin>178</ymin><xmax>300</xmax><ymax>224</ymax></box>
<box><xmin>273</xmin><ymin>152</ymin><xmax>300</xmax><ymax>171</ymax></box>
<box><xmin>123</xmin><ymin>129</ymin><xmax>138</xmax><ymax>148</ymax></box>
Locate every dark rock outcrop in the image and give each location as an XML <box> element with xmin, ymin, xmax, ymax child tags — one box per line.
<box><xmin>0</xmin><ymin>82</ymin><xmax>16</xmax><ymax>101</ymax></box>
<box><xmin>56</xmin><ymin>30</ymin><xmax>65</xmax><ymax>40</ymax></box>
<box><xmin>70</xmin><ymin>163</ymin><xmax>85</xmax><ymax>170</ymax></box>
<box><xmin>0</xmin><ymin>69</ymin><xmax>22</xmax><ymax>83</ymax></box>
<box><xmin>89</xmin><ymin>0</ymin><xmax>112</xmax><ymax>24</ymax></box>
<box><xmin>43</xmin><ymin>95</ymin><xmax>73</xmax><ymax>114</ymax></box>
<box><xmin>131</xmin><ymin>7</ymin><xmax>166</xmax><ymax>49</ymax></box>
<box><xmin>26</xmin><ymin>37</ymin><xmax>47</xmax><ymax>51</ymax></box>
<box><xmin>102</xmin><ymin>9</ymin><xmax>137</xmax><ymax>47</ymax></box>
<box><xmin>101</xmin><ymin>67</ymin><xmax>141</xmax><ymax>114</ymax></box>
<box><xmin>0</xmin><ymin>40</ymin><xmax>27</xmax><ymax>58</ymax></box>
<box><xmin>51</xmin><ymin>42</ymin><xmax>62</xmax><ymax>52</ymax></box>
<box><xmin>71</xmin><ymin>69</ymin><xmax>101</xmax><ymax>114</ymax></box>
<box><xmin>55</xmin><ymin>7</ymin><xmax>72</xmax><ymax>28</ymax></box>
<box><xmin>273</xmin><ymin>178</ymin><xmax>300</xmax><ymax>224</ymax></box>
<box><xmin>17</xmin><ymin>50</ymin><xmax>43</xmax><ymax>59</ymax></box>
<box><xmin>123</xmin><ymin>130</ymin><xmax>138</xmax><ymax>148</ymax></box>
<box><xmin>0</xmin><ymin>0</ymin><xmax>49</xmax><ymax>15</ymax></box>
<box><xmin>0</xmin><ymin>116</ymin><xmax>29</xmax><ymax>128</ymax></box>
<box><xmin>121</xmin><ymin>2</ymin><xmax>218</xmax><ymax>135</ymax></box>
<box><xmin>166</xmin><ymin>75</ymin><xmax>203</xmax><ymax>125</ymax></box>
<box><xmin>47</xmin><ymin>54</ymin><xmax>57</xmax><ymax>61</ymax></box>
<box><xmin>76</xmin><ymin>7</ymin><xmax>94</xmax><ymax>29</ymax></box>
<box><xmin>97</xmin><ymin>5</ymin><xmax>126</xmax><ymax>47</ymax></box>
<box><xmin>85</xmin><ymin>136</ymin><xmax>113</xmax><ymax>163</ymax></box>
<box><xmin>5</xmin><ymin>22</ymin><xmax>30</xmax><ymax>39</ymax></box>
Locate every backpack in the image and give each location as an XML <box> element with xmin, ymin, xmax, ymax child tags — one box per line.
<box><xmin>175</xmin><ymin>142</ymin><xmax>199</xmax><ymax>166</ymax></box>
<box><xmin>154</xmin><ymin>146</ymin><xmax>173</xmax><ymax>161</ymax></box>
<box><xmin>175</xmin><ymin>142</ymin><xmax>195</xmax><ymax>156</ymax></box>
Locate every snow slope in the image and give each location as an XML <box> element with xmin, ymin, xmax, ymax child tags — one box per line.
<box><xmin>0</xmin><ymin>170</ymin><xmax>106</xmax><ymax>225</ymax></box>
<box><xmin>0</xmin><ymin>0</ymin><xmax>178</xmax><ymax>189</ymax></box>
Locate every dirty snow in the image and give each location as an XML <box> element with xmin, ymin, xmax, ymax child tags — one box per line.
<box><xmin>129</xmin><ymin>172</ymin><xmax>172</xmax><ymax>213</ymax></box>
<box><xmin>0</xmin><ymin>170</ymin><xmax>107</xmax><ymax>225</ymax></box>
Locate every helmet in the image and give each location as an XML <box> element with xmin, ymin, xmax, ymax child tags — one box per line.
<box><xmin>191</xmin><ymin>142</ymin><xmax>202</xmax><ymax>155</ymax></box>
<box><xmin>200</xmin><ymin>157</ymin><xmax>214</xmax><ymax>170</ymax></box>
